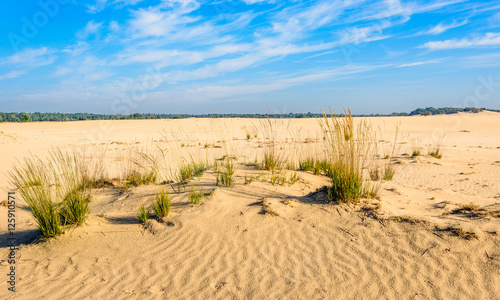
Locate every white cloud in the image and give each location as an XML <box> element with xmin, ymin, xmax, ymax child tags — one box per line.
<box><xmin>396</xmin><ymin>60</ymin><xmax>440</xmax><ymax>68</ymax></box>
<box><xmin>490</xmin><ymin>12</ymin><xmax>500</xmax><ymax>27</ymax></box>
<box><xmin>1</xmin><ymin>47</ymin><xmax>57</xmax><ymax>68</ymax></box>
<box><xmin>242</xmin><ymin>0</ymin><xmax>277</xmax><ymax>4</ymax></box>
<box><xmin>77</xmin><ymin>20</ymin><xmax>104</xmax><ymax>39</ymax></box>
<box><xmin>87</xmin><ymin>0</ymin><xmax>147</xmax><ymax>13</ymax></box>
<box><xmin>413</xmin><ymin>19</ymin><xmax>468</xmax><ymax>36</ymax></box>
<box><xmin>0</xmin><ymin>70</ymin><xmax>26</xmax><ymax>81</ymax></box>
<box><xmin>419</xmin><ymin>32</ymin><xmax>500</xmax><ymax>50</ymax></box>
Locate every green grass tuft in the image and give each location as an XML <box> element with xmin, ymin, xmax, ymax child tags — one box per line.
<box><xmin>152</xmin><ymin>189</ymin><xmax>171</xmax><ymax>220</ymax></box>
<box><xmin>189</xmin><ymin>187</ymin><xmax>204</xmax><ymax>206</ymax></box>
<box><xmin>137</xmin><ymin>205</ymin><xmax>149</xmax><ymax>224</ymax></box>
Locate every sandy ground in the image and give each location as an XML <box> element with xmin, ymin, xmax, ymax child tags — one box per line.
<box><xmin>0</xmin><ymin>112</ymin><xmax>499</xmax><ymax>299</ymax></box>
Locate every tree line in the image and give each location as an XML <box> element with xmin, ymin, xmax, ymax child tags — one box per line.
<box><xmin>0</xmin><ymin>107</ymin><xmax>494</xmax><ymax>123</ymax></box>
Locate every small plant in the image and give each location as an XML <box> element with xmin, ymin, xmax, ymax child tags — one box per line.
<box><xmin>285</xmin><ymin>162</ymin><xmax>297</xmax><ymax>171</ymax></box>
<box><xmin>261</xmin><ymin>199</ymin><xmax>280</xmax><ymax>216</ymax></box>
<box><xmin>244</xmin><ymin>174</ymin><xmax>254</xmax><ymax>185</ymax></box>
<box><xmin>137</xmin><ymin>205</ymin><xmax>149</xmax><ymax>224</ymax></box>
<box><xmin>270</xmin><ymin>174</ymin><xmax>278</xmax><ymax>186</ymax></box>
<box><xmin>412</xmin><ymin>149</ymin><xmax>421</xmax><ymax>157</ymax></box>
<box><xmin>429</xmin><ymin>148</ymin><xmax>442</xmax><ymax>159</ymax></box>
<box><xmin>125</xmin><ymin>170</ymin><xmax>157</xmax><ymax>187</ymax></box>
<box><xmin>362</xmin><ymin>184</ymin><xmax>380</xmax><ymax>199</ymax></box>
<box><xmin>289</xmin><ymin>172</ymin><xmax>300</xmax><ymax>184</ymax></box>
<box><xmin>327</xmin><ymin>163</ymin><xmax>363</xmax><ymax>204</ymax></box>
<box><xmin>263</xmin><ymin>152</ymin><xmax>281</xmax><ymax>173</ymax></box>
<box><xmin>383</xmin><ymin>165</ymin><xmax>395</xmax><ymax>181</ymax></box>
<box><xmin>152</xmin><ymin>189</ymin><xmax>171</xmax><ymax>220</ymax></box>
<box><xmin>216</xmin><ymin>158</ymin><xmax>234</xmax><ymax>187</ymax></box>
<box><xmin>246</xmin><ymin>134</ymin><xmax>252</xmax><ymax>140</ymax></box>
<box><xmin>299</xmin><ymin>157</ymin><xmax>315</xmax><ymax>172</ymax></box>
<box><xmin>279</xmin><ymin>173</ymin><xmax>287</xmax><ymax>186</ymax></box>
<box><xmin>313</xmin><ymin>160</ymin><xmax>322</xmax><ymax>175</ymax></box>
<box><xmin>179</xmin><ymin>164</ymin><xmax>194</xmax><ymax>182</ymax></box>
<box><xmin>439</xmin><ymin>226</ymin><xmax>479</xmax><ymax>240</ymax></box>
<box><xmin>192</xmin><ymin>161</ymin><xmax>206</xmax><ymax>178</ymax></box>
<box><xmin>189</xmin><ymin>187</ymin><xmax>204</xmax><ymax>206</ymax></box>
<box><xmin>61</xmin><ymin>188</ymin><xmax>91</xmax><ymax>225</ymax></box>
<box><xmin>369</xmin><ymin>168</ymin><xmax>380</xmax><ymax>181</ymax></box>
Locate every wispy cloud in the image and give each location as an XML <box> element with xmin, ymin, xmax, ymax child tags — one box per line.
<box><xmin>76</xmin><ymin>20</ymin><xmax>104</xmax><ymax>40</ymax></box>
<box><xmin>0</xmin><ymin>70</ymin><xmax>26</xmax><ymax>81</ymax></box>
<box><xmin>413</xmin><ymin>19</ymin><xmax>468</xmax><ymax>36</ymax></box>
<box><xmin>87</xmin><ymin>0</ymin><xmax>147</xmax><ymax>13</ymax></box>
<box><xmin>0</xmin><ymin>47</ymin><xmax>57</xmax><ymax>68</ymax></box>
<box><xmin>396</xmin><ymin>60</ymin><xmax>441</xmax><ymax>68</ymax></box>
<box><xmin>419</xmin><ymin>32</ymin><xmax>500</xmax><ymax>50</ymax></box>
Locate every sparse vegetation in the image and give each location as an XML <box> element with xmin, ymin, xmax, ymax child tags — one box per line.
<box><xmin>8</xmin><ymin>149</ymin><xmax>103</xmax><ymax>238</ymax></box>
<box><xmin>318</xmin><ymin>109</ymin><xmax>376</xmax><ymax>204</ymax></box>
<box><xmin>383</xmin><ymin>165</ymin><xmax>395</xmax><ymax>181</ymax></box>
<box><xmin>216</xmin><ymin>158</ymin><xmax>234</xmax><ymax>187</ymax></box>
<box><xmin>289</xmin><ymin>172</ymin><xmax>300</xmax><ymax>184</ymax></box>
<box><xmin>61</xmin><ymin>188</ymin><xmax>91</xmax><ymax>225</ymax></box>
<box><xmin>429</xmin><ymin>148</ymin><xmax>442</xmax><ymax>159</ymax></box>
<box><xmin>152</xmin><ymin>189</ymin><xmax>171</xmax><ymax>220</ymax></box>
<box><xmin>137</xmin><ymin>205</ymin><xmax>149</xmax><ymax>224</ymax></box>
<box><xmin>244</xmin><ymin>174</ymin><xmax>254</xmax><ymax>185</ymax></box>
<box><xmin>438</xmin><ymin>226</ymin><xmax>479</xmax><ymax>240</ymax></box>
<box><xmin>189</xmin><ymin>187</ymin><xmax>204</xmax><ymax>206</ymax></box>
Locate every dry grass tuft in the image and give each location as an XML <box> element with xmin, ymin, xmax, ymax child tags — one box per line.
<box><xmin>318</xmin><ymin>108</ymin><xmax>376</xmax><ymax>204</ymax></box>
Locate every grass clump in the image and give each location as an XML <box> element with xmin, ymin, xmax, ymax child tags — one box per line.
<box><xmin>61</xmin><ymin>188</ymin><xmax>91</xmax><ymax>225</ymax></box>
<box><xmin>126</xmin><ymin>170</ymin><xmax>157</xmax><ymax>187</ymax></box>
<box><xmin>263</xmin><ymin>152</ymin><xmax>281</xmax><ymax>173</ymax></box>
<box><xmin>179</xmin><ymin>161</ymin><xmax>206</xmax><ymax>182</ymax></box>
<box><xmin>327</xmin><ymin>163</ymin><xmax>363</xmax><ymax>203</ymax></box>
<box><xmin>383</xmin><ymin>165</ymin><xmax>395</xmax><ymax>181</ymax></box>
<box><xmin>319</xmin><ymin>108</ymin><xmax>375</xmax><ymax>204</ymax></box>
<box><xmin>244</xmin><ymin>174</ymin><xmax>254</xmax><ymax>185</ymax></box>
<box><xmin>216</xmin><ymin>158</ymin><xmax>234</xmax><ymax>187</ymax></box>
<box><xmin>369</xmin><ymin>168</ymin><xmax>380</xmax><ymax>181</ymax></box>
<box><xmin>299</xmin><ymin>157</ymin><xmax>315</xmax><ymax>172</ymax></box>
<box><xmin>189</xmin><ymin>187</ymin><xmax>204</xmax><ymax>206</ymax></box>
<box><xmin>152</xmin><ymin>189</ymin><xmax>171</xmax><ymax>220</ymax></box>
<box><xmin>289</xmin><ymin>172</ymin><xmax>300</xmax><ymax>184</ymax></box>
<box><xmin>137</xmin><ymin>205</ymin><xmax>149</xmax><ymax>224</ymax></box>
<box><xmin>412</xmin><ymin>149</ymin><xmax>421</xmax><ymax>157</ymax></box>
<box><xmin>429</xmin><ymin>148</ymin><xmax>442</xmax><ymax>159</ymax></box>
<box><xmin>439</xmin><ymin>226</ymin><xmax>479</xmax><ymax>240</ymax></box>
<box><xmin>9</xmin><ymin>149</ymin><xmax>100</xmax><ymax>238</ymax></box>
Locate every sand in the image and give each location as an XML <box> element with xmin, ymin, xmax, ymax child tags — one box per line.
<box><xmin>1</xmin><ymin>112</ymin><xmax>499</xmax><ymax>299</ymax></box>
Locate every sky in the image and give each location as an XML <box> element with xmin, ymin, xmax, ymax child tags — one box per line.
<box><xmin>0</xmin><ymin>0</ymin><xmax>499</xmax><ymax>115</ymax></box>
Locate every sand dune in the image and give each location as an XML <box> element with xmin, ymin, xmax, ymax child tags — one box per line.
<box><xmin>1</xmin><ymin>112</ymin><xmax>499</xmax><ymax>299</ymax></box>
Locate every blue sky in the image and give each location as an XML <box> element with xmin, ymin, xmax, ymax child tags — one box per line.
<box><xmin>1</xmin><ymin>0</ymin><xmax>499</xmax><ymax>114</ymax></box>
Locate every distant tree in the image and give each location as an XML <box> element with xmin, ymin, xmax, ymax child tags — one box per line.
<box><xmin>172</xmin><ymin>115</ymin><xmax>183</xmax><ymax>119</ymax></box>
<box><xmin>52</xmin><ymin>116</ymin><xmax>60</xmax><ymax>121</ymax></box>
<box><xmin>20</xmin><ymin>113</ymin><xmax>31</xmax><ymax>122</ymax></box>
<box><xmin>78</xmin><ymin>116</ymin><xmax>87</xmax><ymax>120</ymax></box>
<box><xmin>0</xmin><ymin>117</ymin><xmax>3</xmax><ymax>123</ymax></box>
<box><xmin>7</xmin><ymin>114</ymin><xmax>19</xmax><ymax>122</ymax></box>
